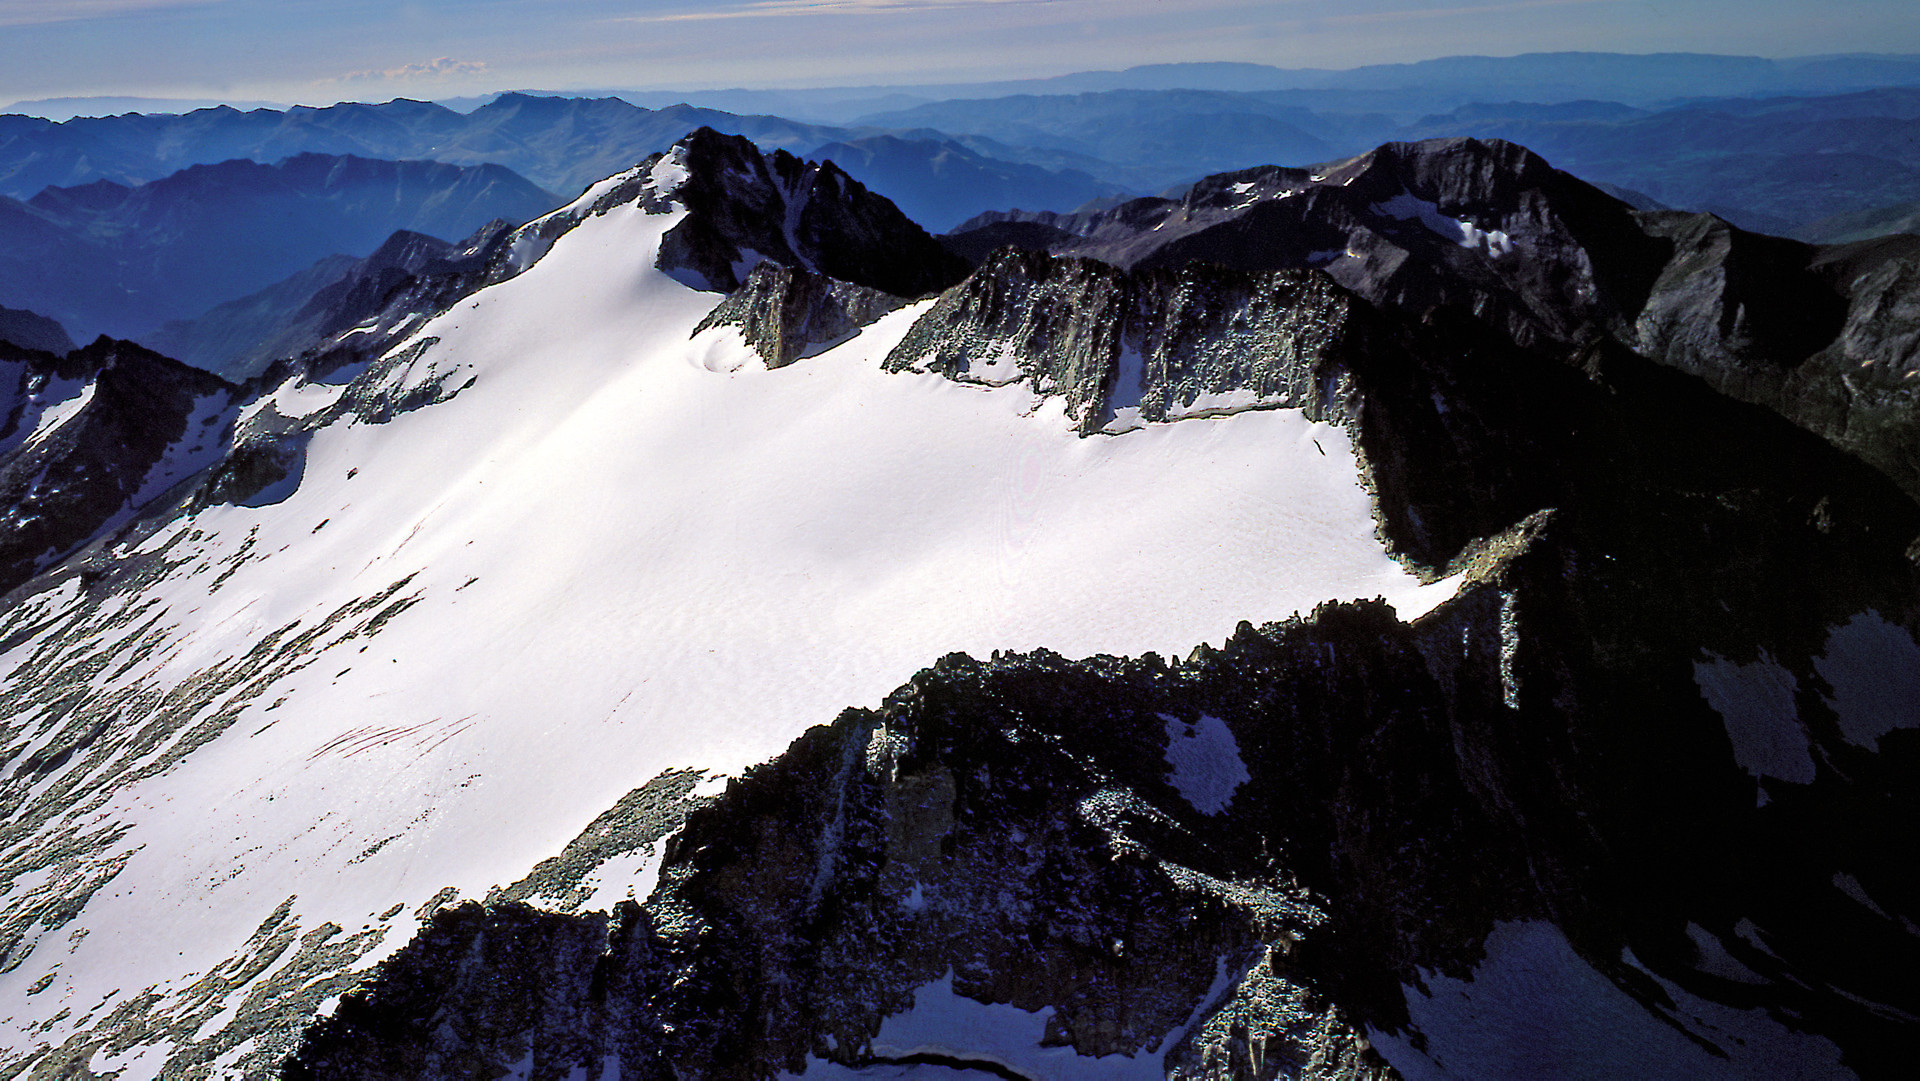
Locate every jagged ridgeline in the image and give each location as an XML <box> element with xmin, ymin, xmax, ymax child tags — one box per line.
<box><xmin>949</xmin><ymin>137</ymin><xmax>1920</xmax><ymax>503</ymax></box>
<box><xmin>289</xmin><ymin>180</ymin><xmax>1920</xmax><ymax>1076</ymax></box>
<box><xmin>0</xmin><ymin>127</ymin><xmax>1916</xmax><ymax>1081</ymax></box>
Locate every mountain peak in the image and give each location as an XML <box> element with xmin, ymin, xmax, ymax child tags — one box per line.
<box><xmin>1339</xmin><ymin>135</ymin><xmax>1569</xmax><ymax>209</ymax></box>
<box><xmin>650</xmin><ymin>127</ymin><xmax>969</xmax><ymax>295</ymax></box>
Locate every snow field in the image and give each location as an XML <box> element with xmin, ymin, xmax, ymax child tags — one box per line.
<box><xmin>0</xmin><ymin>181</ymin><xmax>1457</xmax><ymax>1068</ymax></box>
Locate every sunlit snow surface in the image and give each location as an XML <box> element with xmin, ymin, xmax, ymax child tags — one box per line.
<box><xmin>1373</xmin><ymin>191</ymin><xmax>1514</xmax><ymax>257</ymax></box>
<box><xmin>0</xmin><ymin>189</ymin><xmax>1460</xmax><ymax>1069</ymax></box>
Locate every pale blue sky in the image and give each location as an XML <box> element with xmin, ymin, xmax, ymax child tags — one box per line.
<box><xmin>2</xmin><ymin>0</ymin><xmax>1916</xmax><ymax>106</ymax></box>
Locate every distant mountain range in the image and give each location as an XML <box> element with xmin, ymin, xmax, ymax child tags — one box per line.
<box><xmin>0</xmin><ymin>152</ymin><xmax>558</xmax><ymax>341</ymax></box>
<box><xmin>10</xmin><ymin>57</ymin><xmax>1920</xmax><ymax>242</ymax></box>
<box><xmin>854</xmin><ymin>89</ymin><xmax>1368</xmax><ymax>191</ymax></box>
<box><xmin>0</xmin><ymin>94</ymin><xmax>838</xmax><ymax>203</ymax></box>
<box><xmin>0</xmin><ymin>305</ymin><xmax>73</xmax><ymax>356</ymax></box>
<box><xmin>0</xmin><ymin>94</ymin><xmax>1128</xmax><ymax>233</ymax></box>
<box><xmin>802</xmin><ymin>134</ymin><xmax>1126</xmax><ymax>231</ymax></box>
<box><xmin>526</xmin><ymin>52</ymin><xmax>1920</xmax><ymax>124</ymax></box>
<box><xmin>852</xmin><ymin>86</ymin><xmax>1920</xmax><ymax>232</ymax></box>
<box><xmin>19</xmin><ymin>53</ymin><xmax>1920</xmax><ymax>128</ymax></box>
<box><xmin>0</xmin><ymin>96</ymin><xmax>291</xmax><ymax>123</ymax></box>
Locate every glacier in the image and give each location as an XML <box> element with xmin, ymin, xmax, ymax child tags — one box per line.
<box><xmin>0</xmin><ymin>142</ymin><xmax>1457</xmax><ymax>1075</ymax></box>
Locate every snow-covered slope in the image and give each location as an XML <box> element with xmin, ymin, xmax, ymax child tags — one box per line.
<box><xmin>0</xmin><ymin>137</ymin><xmax>1453</xmax><ymax>1076</ymax></box>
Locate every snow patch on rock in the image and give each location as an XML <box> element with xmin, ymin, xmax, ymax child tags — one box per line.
<box><xmin>787</xmin><ymin>960</ymin><xmax>1234</xmax><ymax>1080</ymax></box>
<box><xmin>16</xmin><ymin>378</ymin><xmax>92</xmax><ymax>452</ymax></box>
<box><xmin>1693</xmin><ymin>651</ymin><xmax>1815</xmax><ymax>783</ymax></box>
<box><xmin>1370</xmin><ymin>921</ymin><xmax>1846</xmax><ymax>1081</ymax></box>
<box><xmin>1160</xmin><ymin>713</ymin><xmax>1249</xmax><ymax>816</ymax></box>
<box><xmin>649</xmin><ymin>150</ymin><xmax>692</xmax><ymax>196</ymax></box>
<box><xmin>1373</xmin><ymin>192</ymin><xmax>1514</xmax><ymax>257</ymax></box>
<box><xmin>1815</xmin><ymin>610</ymin><xmax>1920</xmax><ymax>749</ymax></box>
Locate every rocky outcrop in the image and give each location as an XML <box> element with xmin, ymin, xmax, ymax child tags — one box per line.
<box><xmin>948</xmin><ymin>139</ymin><xmax>1662</xmax><ymax>355</ymax></box>
<box><xmin>0</xmin><ymin>337</ymin><xmax>238</xmax><ymax>596</ymax></box>
<box><xmin>287</xmin><ymin>618</ymin><xmax>1422</xmax><ymax>1081</ymax></box>
<box><xmin>694</xmin><ymin>261</ymin><xmax>906</xmax><ymax>368</ymax></box>
<box><xmin>1801</xmin><ymin>237</ymin><xmax>1920</xmax><ymax>485</ymax></box>
<box><xmin>656</xmin><ymin>128</ymin><xmax>971</xmax><ymax>297</ymax></box>
<box><xmin>946</xmin><ymin>137</ymin><xmax>1920</xmax><ymax>502</ymax></box>
<box><xmin>1614</xmin><ymin>219</ymin><xmax>1920</xmax><ymax>498</ymax></box>
<box><xmin>884</xmin><ymin>248</ymin><xmax>1368</xmax><ymax>435</ymax></box>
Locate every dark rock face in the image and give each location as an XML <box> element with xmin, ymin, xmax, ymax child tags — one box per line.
<box><xmin>656</xmin><ymin>128</ymin><xmax>971</xmax><ymax>297</ymax></box>
<box><xmin>694</xmin><ymin>261</ymin><xmax>906</xmax><ymax>368</ymax></box>
<box><xmin>884</xmin><ymin>247</ymin><xmax>1366</xmax><ymax>435</ymax></box>
<box><xmin>287</xmin><ymin>903</ymin><xmax>626</xmax><ymax>1080</ymax></box>
<box><xmin>0</xmin><ymin>337</ymin><xmax>237</xmax><ymax>596</ymax></box>
<box><xmin>1802</xmin><ymin>236</ymin><xmax>1920</xmax><ymax>489</ymax></box>
<box><xmin>938</xmin><ymin>217</ymin><xmax>1081</xmax><ymax>265</ymax></box>
<box><xmin>947</xmin><ymin>137</ymin><xmax>1920</xmax><ymax>501</ymax></box>
<box><xmin>949</xmin><ymin>138</ymin><xmax>1660</xmax><ymax>354</ymax></box>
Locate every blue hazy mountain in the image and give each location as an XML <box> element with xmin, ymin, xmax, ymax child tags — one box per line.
<box><xmin>0</xmin><ymin>153</ymin><xmax>559</xmax><ymax>341</ymax></box>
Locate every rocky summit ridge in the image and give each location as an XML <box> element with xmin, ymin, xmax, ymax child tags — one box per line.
<box><xmin>0</xmin><ymin>129</ymin><xmax>1915</xmax><ymax>1081</ymax></box>
<box><xmin>951</xmin><ymin>136</ymin><xmax>1920</xmax><ymax>500</ymax></box>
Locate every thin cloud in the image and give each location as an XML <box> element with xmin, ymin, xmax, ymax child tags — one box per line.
<box><xmin>327</xmin><ymin>58</ymin><xmax>491</xmax><ymax>86</ymax></box>
<box><xmin>0</xmin><ymin>0</ymin><xmax>228</xmax><ymax>27</ymax></box>
<box><xmin>1322</xmin><ymin>0</ymin><xmax>1617</xmax><ymax>26</ymax></box>
<box><xmin>620</xmin><ymin>0</ymin><xmax>1081</xmax><ymax>24</ymax></box>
